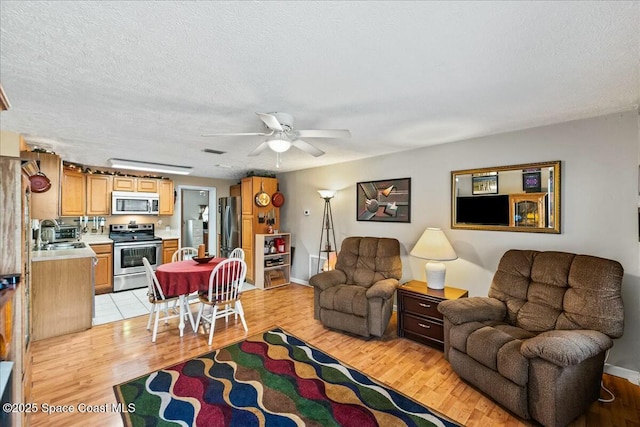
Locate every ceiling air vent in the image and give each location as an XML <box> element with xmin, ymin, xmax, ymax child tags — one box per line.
<box><xmin>203</xmin><ymin>148</ymin><xmax>226</xmax><ymax>155</ymax></box>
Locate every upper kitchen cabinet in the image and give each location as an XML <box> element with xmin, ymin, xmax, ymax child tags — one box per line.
<box><xmin>112</xmin><ymin>177</ymin><xmax>135</xmax><ymax>192</ymax></box>
<box><xmin>20</xmin><ymin>151</ymin><xmax>62</xmax><ymax>220</ymax></box>
<box><xmin>86</xmin><ymin>174</ymin><xmax>112</xmax><ymax>215</ymax></box>
<box><xmin>137</xmin><ymin>178</ymin><xmax>158</xmax><ymax>193</ymax></box>
<box><xmin>113</xmin><ymin>176</ymin><xmax>158</xmax><ymax>193</ymax></box>
<box><xmin>158</xmin><ymin>179</ymin><xmax>174</xmax><ymax>215</ymax></box>
<box><xmin>61</xmin><ymin>168</ymin><xmax>86</xmax><ymax>216</ymax></box>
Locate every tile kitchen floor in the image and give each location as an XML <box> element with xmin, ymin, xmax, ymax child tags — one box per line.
<box><xmin>93</xmin><ymin>283</ymin><xmax>256</xmax><ymax>325</ymax></box>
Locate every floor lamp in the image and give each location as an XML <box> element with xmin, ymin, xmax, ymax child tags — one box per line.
<box><xmin>317</xmin><ymin>190</ymin><xmax>337</xmax><ymax>274</ymax></box>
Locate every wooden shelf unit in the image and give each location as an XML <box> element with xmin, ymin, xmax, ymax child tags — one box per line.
<box><xmin>254</xmin><ymin>233</ymin><xmax>291</xmax><ymax>290</ymax></box>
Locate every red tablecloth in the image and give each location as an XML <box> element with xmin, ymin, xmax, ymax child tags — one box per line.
<box><xmin>155</xmin><ymin>258</ymin><xmax>224</xmax><ymax>297</ymax></box>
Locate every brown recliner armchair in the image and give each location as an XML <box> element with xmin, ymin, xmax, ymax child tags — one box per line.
<box><xmin>438</xmin><ymin>250</ymin><xmax>624</xmax><ymax>427</ymax></box>
<box><xmin>309</xmin><ymin>237</ymin><xmax>402</xmax><ymax>337</ymax></box>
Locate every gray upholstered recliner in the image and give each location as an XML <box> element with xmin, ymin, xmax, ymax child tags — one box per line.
<box><xmin>309</xmin><ymin>237</ymin><xmax>402</xmax><ymax>337</ymax></box>
<box><xmin>438</xmin><ymin>250</ymin><xmax>624</xmax><ymax>427</ymax></box>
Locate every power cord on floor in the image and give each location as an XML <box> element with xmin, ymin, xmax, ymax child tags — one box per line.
<box><xmin>598</xmin><ymin>349</ymin><xmax>615</xmax><ymax>403</ymax></box>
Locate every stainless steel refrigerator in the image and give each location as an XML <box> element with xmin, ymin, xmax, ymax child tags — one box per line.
<box><xmin>184</xmin><ymin>219</ymin><xmax>204</xmax><ymax>248</ymax></box>
<box><xmin>219</xmin><ymin>196</ymin><xmax>241</xmax><ymax>258</ymax></box>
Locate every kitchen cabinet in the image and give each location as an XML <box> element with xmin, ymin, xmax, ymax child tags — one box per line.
<box><xmin>158</xmin><ymin>179</ymin><xmax>174</xmax><ymax>215</ymax></box>
<box><xmin>86</xmin><ymin>174</ymin><xmax>112</xmax><ymax>215</ymax></box>
<box><xmin>91</xmin><ymin>243</ymin><xmax>113</xmax><ymax>295</ymax></box>
<box><xmin>60</xmin><ymin>168</ymin><xmax>86</xmax><ymax>216</ymax></box>
<box><xmin>114</xmin><ymin>176</ymin><xmax>159</xmax><ymax>193</ymax></box>
<box><xmin>162</xmin><ymin>238</ymin><xmax>179</xmax><ymax>264</ymax></box>
<box><xmin>137</xmin><ymin>178</ymin><xmax>158</xmax><ymax>192</ymax></box>
<box><xmin>397</xmin><ymin>281</ymin><xmax>468</xmax><ymax>350</ymax></box>
<box><xmin>20</xmin><ymin>151</ymin><xmax>62</xmax><ymax>219</ymax></box>
<box><xmin>112</xmin><ymin>177</ymin><xmax>136</xmax><ymax>191</ymax></box>
<box><xmin>32</xmin><ymin>256</ymin><xmax>93</xmax><ymax>341</ymax></box>
<box><xmin>254</xmin><ymin>233</ymin><xmax>291</xmax><ymax>290</ymax></box>
<box><xmin>240</xmin><ymin>176</ymin><xmax>280</xmax><ymax>283</ymax></box>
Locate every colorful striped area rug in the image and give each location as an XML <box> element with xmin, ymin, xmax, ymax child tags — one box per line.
<box><xmin>114</xmin><ymin>328</ymin><xmax>460</xmax><ymax>427</ymax></box>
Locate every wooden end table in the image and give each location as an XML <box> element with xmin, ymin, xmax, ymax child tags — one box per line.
<box><xmin>397</xmin><ymin>280</ymin><xmax>468</xmax><ymax>350</ymax></box>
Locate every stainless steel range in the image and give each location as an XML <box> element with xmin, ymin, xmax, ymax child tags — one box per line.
<box><xmin>110</xmin><ymin>223</ymin><xmax>162</xmax><ymax>292</ymax></box>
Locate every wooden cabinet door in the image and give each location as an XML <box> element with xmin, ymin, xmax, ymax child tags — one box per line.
<box><xmin>136</xmin><ymin>178</ymin><xmax>158</xmax><ymax>193</ymax></box>
<box><xmin>91</xmin><ymin>244</ymin><xmax>113</xmax><ymax>295</ymax></box>
<box><xmin>21</xmin><ymin>151</ymin><xmax>61</xmax><ymax>219</ymax></box>
<box><xmin>162</xmin><ymin>239</ymin><xmax>179</xmax><ymax>264</ymax></box>
<box><xmin>241</xmin><ymin>178</ymin><xmax>254</xmax><ymax>215</ymax></box>
<box><xmin>86</xmin><ymin>175</ymin><xmax>112</xmax><ymax>215</ymax></box>
<box><xmin>241</xmin><ymin>215</ymin><xmax>254</xmax><ymax>282</ymax></box>
<box><xmin>158</xmin><ymin>180</ymin><xmax>174</xmax><ymax>215</ymax></box>
<box><xmin>61</xmin><ymin>168</ymin><xmax>86</xmax><ymax>216</ymax></box>
<box><xmin>113</xmin><ymin>177</ymin><xmax>135</xmax><ymax>191</ymax></box>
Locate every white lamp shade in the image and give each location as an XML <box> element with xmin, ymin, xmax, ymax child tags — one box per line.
<box><xmin>410</xmin><ymin>228</ymin><xmax>457</xmax><ymax>261</ymax></box>
<box><xmin>318</xmin><ymin>189</ymin><xmax>336</xmax><ymax>199</ymax></box>
<box><xmin>410</xmin><ymin>228</ymin><xmax>457</xmax><ymax>289</ymax></box>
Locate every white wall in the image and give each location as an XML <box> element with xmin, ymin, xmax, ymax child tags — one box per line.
<box><xmin>278</xmin><ymin>110</ymin><xmax>640</xmax><ymax>375</ymax></box>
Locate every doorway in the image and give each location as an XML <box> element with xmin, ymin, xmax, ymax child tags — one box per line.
<box><xmin>177</xmin><ymin>185</ymin><xmax>217</xmax><ymax>256</ymax></box>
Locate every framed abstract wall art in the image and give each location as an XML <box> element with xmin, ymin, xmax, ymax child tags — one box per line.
<box><xmin>356</xmin><ymin>177</ymin><xmax>410</xmax><ymax>222</ymax></box>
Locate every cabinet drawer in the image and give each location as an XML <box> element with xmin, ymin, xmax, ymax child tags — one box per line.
<box><xmin>401</xmin><ymin>293</ymin><xmax>441</xmax><ymax>319</ymax></box>
<box><xmin>90</xmin><ymin>243</ymin><xmax>112</xmax><ymax>255</ymax></box>
<box><xmin>402</xmin><ymin>313</ymin><xmax>443</xmax><ymax>341</ymax></box>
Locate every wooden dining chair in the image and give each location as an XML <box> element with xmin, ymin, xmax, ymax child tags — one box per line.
<box><xmin>171</xmin><ymin>246</ymin><xmax>198</xmax><ymax>262</ymax></box>
<box><xmin>195</xmin><ymin>258</ymin><xmax>248</xmax><ymax>345</ymax></box>
<box><xmin>143</xmin><ymin>257</ymin><xmax>195</xmax><ymax>343</ymax></box>
<box><xmin>229</xmin><ymin>247</ymin><xmax>245</xmax><ymax>260</ymax></box>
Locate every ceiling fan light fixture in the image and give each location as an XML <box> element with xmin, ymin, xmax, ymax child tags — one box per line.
<box><xmin>266</xmin><ymin>133</ymin><xmax>292</xmax><ymax>153</ymax></box>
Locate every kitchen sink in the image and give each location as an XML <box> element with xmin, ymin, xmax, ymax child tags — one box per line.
<box><xmin>37</xmin><ymin>242</ymin><xmax>87</xmax><ymax>251</ymax></box>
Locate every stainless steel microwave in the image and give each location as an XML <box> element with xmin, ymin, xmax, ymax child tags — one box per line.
<box><xmin>112</xmin><ymin>191</ymin><xmax>159</xmax><ymax>215</ymax></box>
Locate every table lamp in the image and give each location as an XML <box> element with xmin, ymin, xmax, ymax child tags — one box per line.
<box><xmin>409</xmin><ymin>227</ymin><xmax>457</xmax><ymax>289</ymax></box>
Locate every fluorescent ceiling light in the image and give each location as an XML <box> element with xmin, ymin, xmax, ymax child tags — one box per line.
<box><xmin>108</xmin><ymin>158</ymin><xmax>193</xmax><ymax>175</ymax></box>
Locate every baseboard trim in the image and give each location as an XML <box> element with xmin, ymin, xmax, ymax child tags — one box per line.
<box><xmin>604</xmin><ymin>364</ymin><xmax>640</xmax><ymax>385</ymax></box>
<box><xmin>290</xmin><ymin>277</ymin><xmax>310</xmax><ymax>286</ymax></box>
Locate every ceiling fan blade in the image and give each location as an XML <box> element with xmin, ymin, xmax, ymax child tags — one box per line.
<box><xmin>291</xmin><ymin>139</ymin><xmax>325</xmax><ymax>157</ymax></box>
<box><xmin>201</xmin><ymin>132</ymin><xmax>272</xmax><ymax>137</ymax></box>
<box><xmin>296</xmin><ymin>129</ymin><xmax>351</xmax><ymax>139</ymax></box>
<box><xmin>248</xmin><ymin>141</ymin><xmax>270</xmax><ymax>156</ymax></box>
<box><xmin>256</xmin><ymin>112</ymin><xmax>284</xmax><ymax>131</ymax></box>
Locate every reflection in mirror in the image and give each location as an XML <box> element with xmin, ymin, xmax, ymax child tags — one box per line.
<box><xmin>451</xmin><ymin>161</ymin><xmax>561</xmax><ymax>233</ymax></box>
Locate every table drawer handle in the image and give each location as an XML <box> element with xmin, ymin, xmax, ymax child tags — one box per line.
<box><xmin>419</xmin><ymin>303</ymin><xmax>431</xmax><ymax>308</ymax></box>
<box><xmin>418</xmin><ymin>323</ymin><xmax>431</xmax><ymax>329</ymax></box>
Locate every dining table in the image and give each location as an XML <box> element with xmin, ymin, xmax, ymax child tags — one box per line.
<box><xmin>155</xmin><ymin>257</ymin><xmax>225</xmax><ymax>337</ymax></box>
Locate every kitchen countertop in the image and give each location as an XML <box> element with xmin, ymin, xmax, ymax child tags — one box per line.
<box><xmin>32</xmin><ymin>244</ymin><xmax>96</xmax><ymax>262</ymax></box>
<box><xmin>155</xmin><ymin>230</ymin><xmax>181</xmax><ymax>240</ymax></box>
<box><xmin>80</xmin><ymin>233</ymin><xmax>113</xmax><ymax>244</ymax></box>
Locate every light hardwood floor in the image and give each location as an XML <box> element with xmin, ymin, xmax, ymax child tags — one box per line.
<box><xmin>31</xmin><ymin>283</ymin><xmax>639</xmax><ymax>427</ymax></box>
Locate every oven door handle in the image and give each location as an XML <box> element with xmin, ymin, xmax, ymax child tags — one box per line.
<box><xmin>115</xmin><ymin>240</ymin><xmax>162</xmax><ymax>248</ymax></box>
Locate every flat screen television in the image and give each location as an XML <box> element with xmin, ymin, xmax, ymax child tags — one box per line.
<box><xmin>456</xmin><ymin>194</ymin><xmax>509</xmax><ymax>226</ymax></box>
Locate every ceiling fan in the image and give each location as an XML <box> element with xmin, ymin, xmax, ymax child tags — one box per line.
<box><xmin>202</xmin><ymin>112</ymin><xmax>351</xmax><ymax>167</ymax></box>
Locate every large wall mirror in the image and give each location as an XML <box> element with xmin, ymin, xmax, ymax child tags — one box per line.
<box><xmin>451</xmin><ymin>161</ymin><xmax>561</xmax><ymax>233</ymax></box>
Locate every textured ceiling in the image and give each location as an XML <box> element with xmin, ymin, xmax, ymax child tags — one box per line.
<box><xmin>1</xmin><ymin>1</ymin><xmax>638</xmax><ymax>179</ymax></box>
